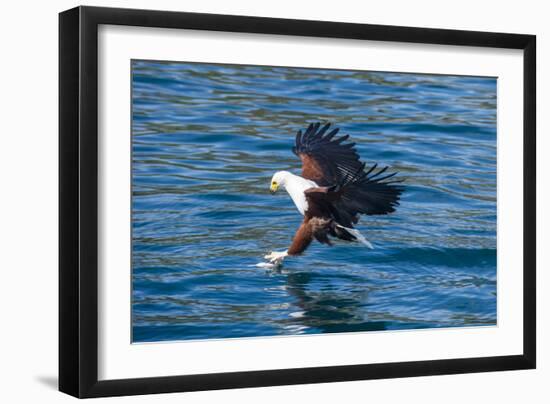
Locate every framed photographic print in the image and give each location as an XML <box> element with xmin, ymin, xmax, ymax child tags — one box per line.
<box><xmin>59</xmin><ymin>6</ymin><xmax>536</xmax><ymax>398</ymax></box>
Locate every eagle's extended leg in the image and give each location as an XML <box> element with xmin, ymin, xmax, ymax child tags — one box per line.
<box><xmin>265</xmin><ymin>221</ymin><xmax>313</xmax><ymax>264</ymax></box>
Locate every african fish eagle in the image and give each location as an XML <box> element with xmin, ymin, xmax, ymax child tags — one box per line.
<box><xmin>265</xmin><ymin>122</ymin><xmax>403</xmax><ymax>264</ymax></box>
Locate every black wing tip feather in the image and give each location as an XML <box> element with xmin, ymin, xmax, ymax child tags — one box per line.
<box><xmin>294</xmin><ymin>121</ymin><xmax>351</xmax><ymax>156</ymax></box>
<box><xmin>352</xmin><ymin>164</ymin><xmax>405</xmax><ymax>187</ymax></box>
<box><xmin>339</xmin><ymin>162</ymin><xmax>405</xmax><ymax>216</ymax></box>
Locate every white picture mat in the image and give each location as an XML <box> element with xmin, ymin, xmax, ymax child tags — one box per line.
<box><xmin>97</xmin><ymin>25</ymin><xmax>524</xmax><ymax>381</ymax></box>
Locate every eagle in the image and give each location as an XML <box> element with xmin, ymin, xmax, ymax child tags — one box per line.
<box><xmin>265</xmin><ymin>122</ymin><xmax>403</xmax><ymax>264</ymax></box>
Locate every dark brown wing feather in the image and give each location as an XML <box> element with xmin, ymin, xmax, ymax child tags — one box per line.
<box><xmin>293</xmin><ymin>122</ymin><xmax>363</xmax><ymax>186</ymax></box>
<box><xmin>305</xmin><ymin>163</ymin><xmax>404</xmax><ymax>227</ymax></box>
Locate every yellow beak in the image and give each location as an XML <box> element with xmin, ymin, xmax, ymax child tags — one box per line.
<box><xmin>270</xmin><ymin>182</ymin><xmax>279</xmax><ymax>193</ymax></box>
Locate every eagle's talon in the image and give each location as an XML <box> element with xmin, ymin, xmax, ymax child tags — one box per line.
<box><xmin>265</xmin><ymin>250</ymin><xmax>288</xmax><ymax>263</ymax></box>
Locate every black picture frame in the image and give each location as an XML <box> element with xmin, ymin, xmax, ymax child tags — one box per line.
<box><xmin>59</xmin><ymin>5</ymin><xmax>536</xmax><ymax>398</ymax></box>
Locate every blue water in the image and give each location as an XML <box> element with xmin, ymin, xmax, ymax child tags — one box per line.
<box><xmin>131</xmin><ymin>60</ymin><xmax>497</xmax><ymax>343</ymax></box>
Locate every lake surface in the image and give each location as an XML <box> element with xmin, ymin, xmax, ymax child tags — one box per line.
<box><xmin>131</xmin><ymin>60</ymin><xmax>497</xmax><ymax>343</ymax></box>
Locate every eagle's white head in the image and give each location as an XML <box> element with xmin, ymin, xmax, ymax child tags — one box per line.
<box><xmin>270</xmin><ymin>171</ymin><xmax>318</xmax><ymax>216</ymax></box>
<box><xmin>270</xmin><ymin>171</ymin><xmax>292</xmax><ymax>193</ymax></box>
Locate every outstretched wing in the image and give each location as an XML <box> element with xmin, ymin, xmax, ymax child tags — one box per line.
<box><xmin>305</xmin><ymin>163</ymin><xmax>404</xmax><ymax>227</ymax></box>
<box><xmin>293</xmin><ymin>122</ymin><xmax>364</xmax><ymax>186</ymax></box>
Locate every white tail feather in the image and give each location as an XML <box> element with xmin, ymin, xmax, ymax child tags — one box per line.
<box><xmin>337</xmin><ymin>225</ymin><xmax>374</xmax><ymax>249</ymax></box>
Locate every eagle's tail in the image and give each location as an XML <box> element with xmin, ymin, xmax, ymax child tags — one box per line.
<box><xmin>334</xmin><ymin>224</ymin><xmax>374</xmax><ymax>249</ymax></box>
